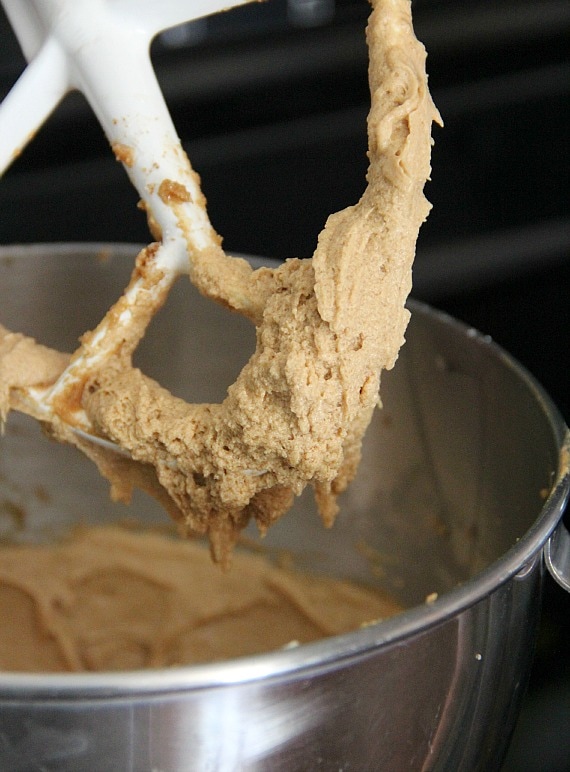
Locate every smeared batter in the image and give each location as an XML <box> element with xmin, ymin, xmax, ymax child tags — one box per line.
<box><xmin>0</xmin><ymin>526</ymin><xmax>401</xmax><ymax>672</ymax></box>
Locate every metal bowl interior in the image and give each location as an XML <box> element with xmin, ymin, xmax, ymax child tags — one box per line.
<box><xmin>0</xmin><ymin>243</ymin><xmax>568</xmax><ymax>696</ymax></box>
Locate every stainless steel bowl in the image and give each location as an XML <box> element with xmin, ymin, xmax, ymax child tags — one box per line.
<box><xmin>0</xmin><ymin>244</ymin><xmax>568</xmax><ymax>772</ymax></box>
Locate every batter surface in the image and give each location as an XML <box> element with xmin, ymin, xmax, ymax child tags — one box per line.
<box><xmin>0</xmin><ymin>526</ymin><xmax>401</xmax><ymax>672</ymax></box>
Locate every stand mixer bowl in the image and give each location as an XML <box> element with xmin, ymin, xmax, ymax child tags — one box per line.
<box><xmin>0</xmin><ymin>244</ymin><xmax>568</xmax><ymax>772</ymax></box>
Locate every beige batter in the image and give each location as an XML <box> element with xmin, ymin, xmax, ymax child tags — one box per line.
<box><xmin>0</xmin><ymin>526</ymin><xmax>401</xmax><ymax>672</ymax></box>
<box><xmin>0</xmin><ymin>0</ymin><xmax>440</xmax><ymax>565</ymax></box>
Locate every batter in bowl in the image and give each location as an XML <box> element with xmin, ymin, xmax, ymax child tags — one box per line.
<box><xmin>0</xmin><ymin>525</ymin><xmax>401</xmax><ymax>672</ymax></box>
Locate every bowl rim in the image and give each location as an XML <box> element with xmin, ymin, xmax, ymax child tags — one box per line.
<box><xmin>0</xmin><ymin>243</ymin><xmax>568</xmax><ymax>700</ymax></box>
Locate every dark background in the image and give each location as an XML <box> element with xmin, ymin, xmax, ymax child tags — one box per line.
<box><xmin>1</xmin><ymin>2</ymin><xmax>569</xmax><ymax>768</ymax></box>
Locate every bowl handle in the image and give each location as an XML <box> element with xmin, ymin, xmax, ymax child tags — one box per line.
<box><xmin>545</xmin><ymin>521</ymin><xmax>570</xmax><ymax>593</ymax></box>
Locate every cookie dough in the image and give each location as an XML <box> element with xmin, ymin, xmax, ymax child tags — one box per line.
<box><xmin>0</xmin><ymin>0</ymin><xmax>440</xmax><ymax>564</ymax></box>
<box><xmin>0</xmin><ymin>526</ymin><xmax>401</xmax><ymax>672</ymax></box>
